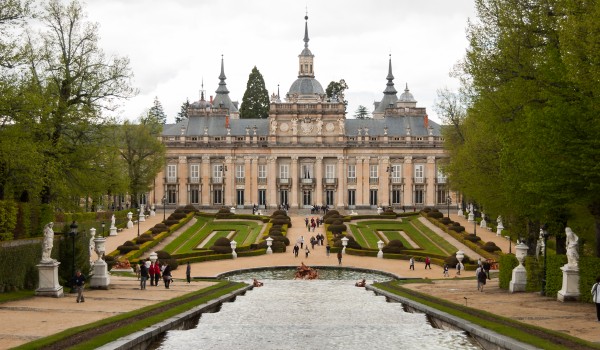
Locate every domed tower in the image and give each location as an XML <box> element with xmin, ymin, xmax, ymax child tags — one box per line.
<box><xmin>286</xmin><ymin>14</ymin><xmax>325</xmax><ymax>102</ymax></box>
<box><xmin>372</xmin><ymin>55</ymin><xmax>399</xmax><ymax>119</ymax></box>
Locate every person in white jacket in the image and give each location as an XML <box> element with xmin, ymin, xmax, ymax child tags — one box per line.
<box><xmin>592</xmin><ymin>276</ymin><xmax>600</xmax><ymax>322</ymax></box>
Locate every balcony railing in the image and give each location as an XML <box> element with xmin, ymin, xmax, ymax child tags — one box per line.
<box><xmin>323</xmin><ymin>178</ymin><xmax>338</xmax><ymax>186</ymax></box>
<box><xmin>369</xmin><ymin>177</ymin><xmax>379</xmax><ymax>185</ymax></box>
<box><xmin>347</xmin><ymin>177</ymin><xmax>357</xmax><ymax>184</ymax></box>
<box><xmin>211</xmin><ymin>177</ymin><xmax>223</xmax><ymax>184</ymax></box>
<box><xmin>413</xmin><ymin>177</ymin><xmax>425</xmax><ymax>184</ymax></box>
<box><xmin>188</xmin><ymin>177</ymin><xmax>200</xmax><ymax>184</ymax></box>
<box><xmin>300</xmin><ymin>178</ymin><xmax>314</xmax><ymax>184</ymax></box>
<box><xmin>277</xmin><ymin>177</ymin><xmax>291</xmax><ymax>186</ymax></box>
<box><xmin>390</xmin><ymin>177</ymin><xmax>403</xmax><ymax>184</ymax></box>
<box><xmin>436</xmin><ymin>177</ymin><xmax>447</xmax><ymax>184</ymax></box>
<box><xmin>235</xmin><ymin>177</ymin><xmax>245</xmax><ymax>184</ymax></box>
<box><xmin>165</xmin><ymin>177</ymin><xmax>178</xmax><ymax>184</ymax></box>
<box><xmin>258</xmin><ymin>177</ymin><xmax>267</xmax><ymax>185</ymax></box>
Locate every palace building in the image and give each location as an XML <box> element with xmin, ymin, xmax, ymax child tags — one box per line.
<box><xmin>150</xmin><ymin>15</ymin><xmax>448</xmax><ymax>210</ymax></box>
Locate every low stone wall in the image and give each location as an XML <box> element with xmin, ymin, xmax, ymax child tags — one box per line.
<box><xmin>366</xmin><ymin>285</ymin><xmax>540</xmax><ymax>350</ymax></box>
<box><xmin>96</xmin><ymin>285</ymin><xmax>253</xmax><ymax>350</ymax></box>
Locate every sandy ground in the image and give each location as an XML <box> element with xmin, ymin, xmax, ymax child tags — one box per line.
<box><xmin>1</xmin><ymin>209</ymin><xmax>598</xmax><ymax>349</ymax></box>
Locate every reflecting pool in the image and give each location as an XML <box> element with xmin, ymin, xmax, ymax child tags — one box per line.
<box><xmin>157</xmin><ymin>279</ymin><xmax>481</xmax><ymax>350</ymax></box>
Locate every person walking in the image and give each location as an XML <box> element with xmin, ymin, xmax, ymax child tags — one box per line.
<box><xmin>424</xmin><ymin>256</ymin><xmax>431</xmax><ymax>269</ymax></box>
<box><xmin>162</xmin><ymin>263</ymin><xmax>172</xmax><ymax>289</ymax></box>
<box><xmin>140</xmin><ymin>261</ymin><xmax>149</xmax><ymax>289</ymax></box>
<box><xmin>305</xmin><ymin>246</ymin><xmax>310</xmax><ymax>258</ymax></box>
<box><xmin>592</xmin><ymin>276</ymin><xmax>600</xmax><ymax>322</ymax></box>
<box><xmin>326</xmin><ymin>243</ymin><xmax>331</xmax><ymax>257</ymax></box>
<box><xmin>293</xmin><ymin>244</ymin><xmax>300</xmax><ymax>257</ymax></box>
<box><xmin>148</xmin><ymin>261</ymin><xmax>155</xmax><ymax>286</ymax></box>
<box><xmin>409</xmin><ymin>257</ymin><xmax>415</xmax><ymax>270</ymax></box>
<box><xmin>337</xmin><ymin>250</ymin><xmax>342</xmax><ymax>265</ymax></box>
<box><xmin>186</xmin><ymin>261</ymin><xmax>191</xmax><ymax>284</ymax></box>
<box><xmin>477</xmin><ymin>267</ymin><xmax>487</xmax><ymax>292</ymax></box>
<box><xmin>153</xmin><ymin>261</ymin><xmax>161</xmax><ymax>286</ymax></box>
<box><xmin>73</xmin><ymin>270</ymin><xmax>86</xmax><ymax>303</ymax></box>
<box><xmin>443</xmin><ymin>264</ymin><xmax>449</xmax><ymax>277</ymax></box>
<box><xmin>456</xmin><ymin>261</ymin><xmax>463</xmax><ymax>276</ymax></box>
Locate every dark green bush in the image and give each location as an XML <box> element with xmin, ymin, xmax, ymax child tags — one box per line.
<box><xmin>498</xmin><ymin>254</ymin><xmax>519</xmax><ymax>289</ymax></box>
<box><xmin>421</xmin><ymin>207</ymin><xmax>432</xmax><ymax>213</ymax></box>
<box><xmin>156</xmin><ymin>250</ymin><xmax>179</xmax><ymax>270</ymax></box>
<box><xmin>579</xmin><ymin>256</ymin><xmax>600</xmax><ymax>303</ymax></box>
<box><xmin>213</xmin><ymin>237</ymin><xmax>231</xmax><ymax>247</ymax></box>
<box><xmin>183</xmin><ymin>204</ymin><xmax>198</xmax><ymax>213</ymax></box>
<box><xmin>324</xmin><ymin>210</ymin><xmax>340</xmax><ymax>219</ymax></box>
<box><xmin>450</xmin><ymin>225</ymin><xmax>465</xmax><ymax>233</ymax></box>
<box><xmin>382</xmin><ymin>240</ymin><xmax>404</xmax><ymax>253</ymax></box>
<box><xmin>332</xmin><ymin>235</ymin><xmax>361</xmax><ymax>249</ymax></box>
<box><xmin>136</xmin><ymin>233</ymin><xmax>154</xmax><ymax>244</ymax></box>
<box><xmin>482</xmin><ymin>241</ymin><xmax>501</xmax><ymax>252</ymax></box>
<box><xmin>165</xmin><ymin>219</ymin><xmax>180</xmax><ymax>226</ymax></box>
<box><xmin>439</xmin><ymin>217</ymin><xmax>451</xmax><ymax>225</ymax></box>
<box><xmin>169</xmin><ymin>212</ymin><xmax>187</xmax><ymax>220</ymax></box>
<box><xmin>444</xmin><ymin>254</ymin><xmax>472</xmax><ymax>266</ymax></box>
<box><xmin>271</xmin><ymin>210</ymin><xmax>288</xmax><ymax>217</ymax></box>
<box><xmin>118</xmin><ymin>241</ymin><xmax>140</xmax><ymax>254</ymax></box>
<box><xmin>267</xmin><ymin>235</ymin><xmax>290</xmax><ymax>246</ymax></box>
<box><xmin>464</xmin><ymin>234</ymin><xmax>481</xmax><ymax>243</ymax></box>
<box><xmin>218</xmin><ymin>208</ymin><xmax>231</xmax><ymax>214</ymax></box>
<box><xmin>544</xmin><ymin>254</ymin><xmax>567</xmax><ymax>297</ymax></box>
<box><xmin>271</xmin><ymin>218</ymin><xmax>291</xmax><ymax>226</ymax></box>
<box><xmin>427</xmin><ymin>211</ymin><xmax>443</xmax><ymax>219</ymax></box>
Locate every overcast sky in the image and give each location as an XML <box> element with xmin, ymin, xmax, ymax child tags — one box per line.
<box><xmin>85</xmin><ymin>0</ymin><xmax>476</xmax><ymax>124</ymax></box>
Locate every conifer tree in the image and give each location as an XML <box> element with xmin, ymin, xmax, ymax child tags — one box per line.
<box><xmin>354</xmin><ymin>105</ymin><xmax>370</xmax><ymax>119</ymax></box>
<box><xmin>240</xmin><ymin>66</ymin><xmax>269</xmax><ymax>119</ymax></box>
<box><xmin>175</xmin><ymin>99</ymin><xmax>190</xmax><ymax>123</ymax></box>
<box><xmin>147</xmin><ymin>97</ymin><xmax>167</xmax><ymax>124</ymax></box>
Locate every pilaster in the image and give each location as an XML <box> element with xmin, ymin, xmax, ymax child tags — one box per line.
<box><xmin>291</xmin><ymin>156</ymin><xmax>299</xmax><ymax>208</ymax></box>
<box><xmin>403</xmin><ymin>156</ymin><xmax>413</xmax><ymax>207</ymax></box>
<box><xmin>315</xmin><ymin>156</ymin><xmax>323</xmax><ymax>205</ymax></box>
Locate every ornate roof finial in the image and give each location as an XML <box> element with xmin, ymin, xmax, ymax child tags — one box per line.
<box><xmin>304</xmin><ymin>11</ymin><xmax>309</xmax><ymax>49</ymax></box>
<box><xmin>383</xmin><ymin>55</ymin><xmax>397</xmax><ymax>95</ymax></box>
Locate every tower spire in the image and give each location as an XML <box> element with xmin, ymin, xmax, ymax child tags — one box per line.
<box><xmin>303</xmin><ymin>13</ymin><xmax>309</xmax><ymax>49</ymax></box>
<box><xmin>298</xmin><ymin>13</ymin><xmax>315</xmax><ymax>78</ymax></box>
<box><xmin>384</xmin><ymin>54</ymin><xmax>397</xmax><ymax>95</ymax></box>
<box><xmin>216</xmin><ymin>54</ymin><xmax>229</xmax><ymax>95</ymax></box>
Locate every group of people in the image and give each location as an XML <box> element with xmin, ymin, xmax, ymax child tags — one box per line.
<box><xmin>408</xmin><ymin>256</ymin><xmax>432</xmax><ymax>270</ymax></box>
<box><xmin>304</xmin><ymin>217</ymin><xmax>322</xmax><ymax>232</ymax></box>
<box><xmin>137</xmin><ymin>259</ymin><xmax>172</xmax><ymax>290</ymax></box>
<box><xmin>310</xmin><ymin>204</ymin><xmax>329</xmax><ymax>215</ymax></box>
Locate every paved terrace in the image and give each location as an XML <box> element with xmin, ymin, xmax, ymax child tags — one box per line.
<box><xmin>0</xmin><ymin>209</ymin><xmax>598</xmax><ymax>349</ymax></box>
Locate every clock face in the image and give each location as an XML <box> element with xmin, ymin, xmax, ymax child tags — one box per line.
<box><xmin>325</xmin><ymin>122</ymin><xmax>334</xmax><ymax>132</ymax></box>
<box><xmin>280</xmin><ymin>122</ymin><xmax>289</xmax><ymax>132</ymax></box>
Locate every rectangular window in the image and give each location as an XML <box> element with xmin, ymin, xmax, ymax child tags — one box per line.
<box><xmin>236</xmin><ymin>189</ymin><xmax>244</xmax><ymax>206</ymax></box>
<box><xmin>414</xmin><ymin>164</ymin><xmax>424</xmax><ymax>183</ymax></box>
<box><xmin>190</xmin><ymin>185</ymin><xmax>199</xmax><ymax>204</ymax></box>
<box><xmin>279</xmin><ymin>164</ymin><xmax>289</xmax><ymax>179</ymax></box>
<box><xmin>213</xmin><ymin>164</ymin><xmax>223</xmax><ymax>182</ymax></box>
<box><xmin>258</xmin><ymin>164</ymin><xmax>267</xmax><ymax>179</ymax></box>
<box><xmin>258</xmin><ymin>189</ymin><xmax>266</xmax><ymax>206</ymax></box>
<box><xmin>301</xmin><ymin>164</ymin><xmax>313</xmax><ymax>179</ymax></box>
<box><xmin>236</xmin><ymin>164</ymin><xmax>245</xmax><ymax>179</ymax></box>
<box><xmin>437</xmin><ymin>189</ymin><xmax>448</xmax><ymax>204</ymax></box>
<box><xmin>437</xmin><ymin>168</ymin><xmax>447</xmax><ymax>183</ymax></box>
<box><xmin>348</xmin><ymin>189</ymin><xmax>356</xmax><ymax>206</ymax></box>
<box><xmin>167</xmin><ymin>164</ymin><xmax>176</xmax><ymax>182</ymax></box>
<box><xmin>369</xmin><ymin>189</ymin><xmax>378</xmax><ymax>206</ymax></box>
<box><xmin>190</xmin><ymin>164</ymin><xmax>199</xmax><ymax>183</ymax></box>
<box><xmin>167</xmin><ymin>185</ymin><xmax>177</xmax><ymax>204</ymax></box>
<box><xmin>391</xmin><ymin>164</ymin><xmax>402</xmax><ymax>182</ymax></box>
<box><xmin>348</xmin><ymin>164</ymin><xmax>356</xmax><ymax>179</ymax></box>
<box><xmin>415</xmin><ymin>186</ymin><xmax>424</xmax><ymax>205</ymax></box>
<box><xmin>325</xmin><ymin>164</ymin><xmax>335</xmax><ymax>179</ymax></box>
<box><xmin>370</xmin><ymin>165</ymin><xmax>378</xmax><ymax>179</ymax></box>
<box><xmin>213</xmin><ymin>189</ymin><xmax>223</xmax><ymax>205</ymax></box>
<box><xmin>391</xmin><ymin>189</ymin><xmax>402</xmax><ymax>204</ymax></box>
<box><xmin>326</xmin><ymin>190</ymin><xmax>334</xmax><ymax>206</ymax></box>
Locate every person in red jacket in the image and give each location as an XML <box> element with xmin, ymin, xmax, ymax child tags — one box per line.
<box><xmin>153</xmin><ymin>261</ymin><xmax>161</xmax><ymax>286</ymax></box>
<box><xmin>148</xmin><ymin>261</ymin><xmax>155</xmax><ymax>286</ymax></box>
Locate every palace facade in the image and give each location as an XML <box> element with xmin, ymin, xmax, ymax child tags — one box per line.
<box><xmin>150</xmin><ymin>16</ymin><xmax>449</xmax><ymax>210</ymax></box>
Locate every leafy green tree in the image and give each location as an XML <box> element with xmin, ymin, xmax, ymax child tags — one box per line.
<box><xmin>146</xmin><ymin>96</ymin><xmax>167</xmax><ymax>124</ymax></box>
<box><xmin>239</xmin><ymin>66</ymin><xmax>269</xmax><ymax>119</ymax></box>
<box><xmin>175</xmin><ymin>98</ymin><xmax>190</xmax><ymax>123</ymax></box>
<box><xmin>353</xmin><ymin>105</ymin><xmax>370</xmax><ymax>119</ymax></box>
<box><xmin>326</xmin><ymin>79</ymin><xmax>348</xmax><ymax>103</ymax></box>
<box><xmin>118</xmin><ymin>120</ymin><xmax>165</xmax><ymax>209</ymax></box>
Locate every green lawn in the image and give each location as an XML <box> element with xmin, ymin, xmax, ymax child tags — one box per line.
<box><xmin>410</xmin><ymin>219</ymin><xmax>457</xmax><ymax>255</ymax></box>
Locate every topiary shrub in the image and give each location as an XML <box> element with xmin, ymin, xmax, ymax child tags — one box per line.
<box><xmin>464</xmin><ymin>234</ymin><xmax>481</xmax><ymax>243</ymax></box>
<box><xmin>174</xmin><ymin>207</ymin><xmax>185</xmax><ymax>213</ymax></box>
<box><xmin>449</xmin><ymin>225</ymin><xmax>465</xmax><ymax>233</ymax></box>
<box><xmin>104</xmin><ymin>255</ymin><xmax>117</xmax><ymax>270</ymax></box>
<box><xmin>324</xmin><ymin>210</ymin><xmax>340</xmax><ymax>219</ymax></box>
<box><xmin>156</xmin><ymin>250</ymin><xmax>179</xmax><ymax>270</ymax></box>
<box><xmin>136</xmin><ymin>233</ymin><xmax>154</xmax><ymax>244</ymax></box>
<box><xmin>271</xmin><ymin>218</ymin><xmax>291</xmax><ymax>226</ymax></box>
<box><xmin>482</xmin><ymin>241</ymin><xmax>501</xmax><ymax>252</ymax></box>
<box><xmin>165</xmin><ymin>219</ymin><xmax>180</xmax><ymax>226</ymax></box>
<box><xmin>444</xmin><ymin>253</ymin><xmax>472</xmax><ymax>266</ymax></box>
<box><xmin>269</xmin><ymin>227</ymin><xmax>282</xmax><ymax>235</ymax></box>
<box><xmin>150</xmin><ymin>223</ymin><xmax>169</xmax><ymax>235</ymax></box>
<box><xmin>422</xmin><ymin>207</ymin><xmax>432</xmax><ymax>213</ymax></box>
<box><xmin>427</xmin><ymin>211</ymin><xmax>444</xmax><ymax>219</ymax></box>
<box><xmin>439</xmin><ymin>217</ymin><xmax>451</xmax><ymax>225</ymax></box>
<box><xmin>210</xmin><ymin>237</ymin><xmax>233</xmax><ymax>254</ymax></box>
<box><xmin>169</xmin><ymin>212</ymin><xmax>187</xmax><ymax>220</ymax></box>
<box><xmin>329</xmin><ymin>221</ymin><xmax>346</xmax><ymax>236</ymax></box>
<box><xmin>332</xmin><ymin>235</ymin><xmax>362</xmax><ymax>249</ymax></box>
<box><xmin>218</xmin><ymin>207</ymin><xmax>231</xmax><ymax>214</ymax></box>
<box><xmin>183</xmin><ymin>204</ymin><xmax>197</xmax><ymax>213</ymax></box>
<box><xmin>324</xmin><ymin>215</ymin><xmax>342</xmax><ymax>225</ymax></box>
<box><xmin>117</xmin><ymin>241</ymin><xmax>140</xmax><ymax>254</ymax></box>
<box><xmin>268</xmin><ymin>235</ymin><xmax>290</xmax><ymax>246</ymax></box>
<box><xmin>382</xmin><ymin>240</ymin><xmax>404</xmax><ymax>254</ymax></box>
<box><xmin>271</xmin><ymin>210</ymin><xmax>287</xmax><ymax>217</ymax></box>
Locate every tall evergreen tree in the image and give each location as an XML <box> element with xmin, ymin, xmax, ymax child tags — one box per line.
<box><xmin>146</xmin><ymin>96</ymin><xmax>167</xmax><ymax>124</ymax></box>
<box><xmin>353</xmin><ymin>105</ymin><xmax>370</xmax><ymax>119</ymax></box>
<box><xmin>239</xmin><ymin>66</ymin><xmax>269</xmax><ymax>119</ymax></box>
<box><xmin>175</xmin><ymin>98</ymin><xmax>190</xmax><ymax>123</ymax></box>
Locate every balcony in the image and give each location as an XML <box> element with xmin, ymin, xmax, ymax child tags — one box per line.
<box><xmin>436</xmin><ymin>177</ymin><xmax>447</xmax><ymax>184</ymax></box>
<box><xmin>413</xmin><ymin>177</ymin><xmax>425</xmax><ymax>184</ymax></box>
<box><xmin>390</xmin><ymin>177</ymin><xmax>403</xmax><ymax>184</ymax></box>
<box><xmin>211</xmin><ymin>177</ymin><xmax>223</xmax><ymax>184</ymax></box>
<box><xmin>188</xmin><ymin>177</ymin><xmax>200</xmax><ymax>184</ymax></box>
<box><xmin>347</xmin><ymin>177</ymin><xmax>357</xmax><ymax>184</ymax></box>
<box><xmin>277</xmin><ymin>177</ymin><xmax>291</xmax><ymax>186</ymax></box>
<box><xmin>300</xmin><ymin>178</ymin><xmax>314</xmax><ymax>185</ymax></box>
<box><xmin>258</xmin><ymin>177</ymin><xmax>267</xmax><ymax>185</ymax></box>
<box><xmin>165</xmin><ymin>177</ymin><xmax>178</xmax><ymax>184</ymax></box>
<box><xmin>323</xmin><ymin>178</ymin><xmax>338</xmax><ymax>186</ymax></box>
<box><xmin>369</xmin><ymin>177</ymin><xmax>379</xmax><ymax>185</ymax></box>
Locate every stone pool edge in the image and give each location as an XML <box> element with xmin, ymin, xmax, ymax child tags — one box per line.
<box><xmin>96</xmin><ymin>284</ymin><xmax>253</xmax><ymax>350</ymax></box>
<box><xmin>366</xmin><ymin>285</ymin><xmax>540</xmax><ymax>350</ymax></box>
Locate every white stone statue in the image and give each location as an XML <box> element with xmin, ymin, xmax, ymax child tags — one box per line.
<box><xmin>270</xmin><ymin>118</ymin><xmax>277</xmax><ymax>135</ymax></box>
<box><xmin>110</xmin><ymin>214</ymin><xmax>116</xmax><ymax>229</ymax></box>
<box><xmin>338</xmin><ymin>117</ymin><xmax>345</xmax><ymax>134</ymax></box>
<box><xmin>41</xmin><ymin>222</ymin><xmax>56</xmax><ymax>263</ymax></box>
<box><xmin>291</xmin><ymin>118</ymin><xmax>298</xmax><ymax>135</ymax></box>
<box><xmin>316</xmin><ymin>118</ymin><xmax>323</xmax><ymax>135</ymax></box>
<box><xmin>565</xmin><ymin>227</ymin><xmax>579</xmax><ymax>267</ymax></box>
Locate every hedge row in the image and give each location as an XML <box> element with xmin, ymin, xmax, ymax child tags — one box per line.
<box><xmin>498</xmin><ymin>254</ymin><xmax>518</xmax><ymax>289</ymax></box>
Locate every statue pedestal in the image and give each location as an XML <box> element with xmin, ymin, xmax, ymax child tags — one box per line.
<box><xmin>509</xmin><ymin>265</ymin><xmax>527</xmax><ymax>293</ymax></box>
<box><xmin>109</xmin><ymin>227</ymin><xmax>118</xmax><ymax>236</ymax></box>
<box><xmin>139</xmin><ymin>214</ymin><xmax>146</xmax><ymax>222</ymax></box>
<box><xmin>127</xmin><ymin>220</ymin><xmax>133</xmax><ymax>229</ymax></box>
<box><xmin>457</xmin><ymin>209</ymin><xmax>464</xmax><ymax>218</ymax></box>
<box><xmin>557</xmin><ymin>265</ymin><xmax>579</xmax><ymax>302</ymax></box>
<box><xmin>467</xmin><ymin>212</ymin><xmax>474</xmax><ymax>222</ymax></box>
<box><xmin>150</xmin><ymin>210</ymin><xmax>156</xmax><ymax>217</ymax></box>
<box><xmin>36</xmin><ymin>261</ymin><xmax>64</xmax><ymax>297</ymax></box>
<box><xmin>90</xmin><ymin>260</ymin><xmax>110</xmax><ymax>289</ymax></box>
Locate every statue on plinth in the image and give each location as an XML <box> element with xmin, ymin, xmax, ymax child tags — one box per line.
<box><xmin>41</xmin><ymin>222</ymin><xmax>56</xmax><ymax>263</ymax></box>
<box><xmin>110</xmin><ymin>214</ymin><xmax>116</xmax><ymax>229</ymax></box>
<box><xmin>565</xmin><ymin>227</ymin><xmax>579</xmax><ymax>268</ymax></box>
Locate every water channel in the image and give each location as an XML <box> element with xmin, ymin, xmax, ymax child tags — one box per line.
<box><xmin>156</xmin><ymin>269</ymin><xmax>481</xmax><ymax>350</ymax></box>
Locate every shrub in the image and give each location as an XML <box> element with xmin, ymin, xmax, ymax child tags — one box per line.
<box><xmin>165</xmin><ymin>219</ymin><xmax>180</xmax><ymax>226</ymax></box>
<box><xmin>136</xmin><ymin>233</ymin><xmax>154</xmax><ymax>244</ymax></box>
<box><xmin>421</xmin><ymin>207</ymin><xmax>432</xmax><ymax>213</ymax></box>
<box><xmin>464</xmin><ymin>234</ymin><xmax>481</xmax><ymax>243</ymax></box>
<box><xmin>329</xmin><ymin>222</ymin><xmax>346</xmax><ymax>235</ymax></box>
<box><xmin>117</xmin><ymin>241</ymin><xmax>140</xmax><ymax>254</ymax></box>
<box><xmin>324</xmin><ymin>215</ymin><xmax>342</xmax><ymax>225</ymax></box>
<box><xmin>439</xmin><ymin>217</ymin><xmax>451</xmax><ymax>225</ymax></box>
<box><xmin>449</xmin><ymin>225</ymin><xmax>465</xmax><ymax>233</ymax></box>
<box><xmin>267</xmin><ymin>235</ymin><xmax>290</xmax><ymax>246</ymax></box>
<box><xmin>324</xmin><ymin>210</ymin><xmax>340</xmax><ymax>219</ymax></box>
<box><xmin>382</xmin><ymin>240</ymin><xmax>404</xmax><ymax>254</ymax></box>
<box><xmin>183</xmin><ymin>204</ymin><xmax>198</xmax><ymax>213</ymax></box>
<box><xmin>269</xmin><ymin>227</ymin><xmax>282</xmax><ymax>235</ymax></box>
<box><xmin>150</xmin><ymin>223</ymin><xmax>168</xmax><ymax>235</ymax></box>
<box><xmin>444</xmin><ymin>253</ymin><xmax>472</xmax><ymax>266</ymax></box>
<box><xmin>174</xmin><ymin>207</ymin><xmax>185</xmax><ymax>213</ymax></box>
<box><xmin>271</xmin><ymin>218</ymin><xmax>291</xmax><ymax>226</ymax></box>
<box><xmin>156</xmin><ymin>250</ymin><xmax>179</xmax><ymax>270</ymax></box>
<box><xmin>271</xmin><ymin>210</ymin><xmax>287</xmax><ymax>217</ymax></box>
<box><xmin>213</xmin><ymin>237</ymin><xmax>231</xmax><ymax>247</ymax></box>
<box><xmin>258</xmin><ymin>240</ymin><xmax>286</xmax><ymax>253</ymax></box>
<box><xmin>332</xmin><ymin>235</ymin><xmax>361</xmax><ymax>249</ymax></box>
<box><xmin>427</xmin><ymin>211</ymin><xmax>444</xmax><ymax>219</ymax></box>
<box><xmin>482</xmin><ymin>241</ymin><xmax>501</xmax><ymax>252</ymax></box>
<box><xmin>104</xmin><ymin>255</ymin><xmax>117</xmax><ymax>270</ymax></box>
<box><xmin>498</xmin><ymin>254</ymin><xmax>519</xmax><ymax>289</ymax></box>
<box><xmin>218</xmin><ymin>207</ymin><xmax>231</xmax><ymax>214</ymax></box>
<box><xmin>169</xmin><ymin>212</ymin><xmax>187</xmax><ymax>220</ymax></box>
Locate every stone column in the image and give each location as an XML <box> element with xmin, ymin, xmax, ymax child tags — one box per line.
<box><xmin>201</xmin><ymin>156</ymin><xmax>211</xmax><ymax>206</ymax></box>
<box><xmin>224</xmin><ymin>156</ymin><xmax>234</xmax><ymax>206</ymax></box>
<box><xmin>380</xmin><ymin>156</ymin><xmax>390</xmax><ymax>207</ymax></box>
<box><xmin>403</xmin><ymin>156</ymin><xmax>413</xmax><ymax>207</ymax></box>
<box><xmin>250</xmin><ymin>156</ymin><xmax>258</xmax><ymax>206</ymax></box>
<box><xmin>355</xmin><ymin>157</ymin><xmax>364</xmax><ymax>207</ymax></box>
<box><xmin>426</xmin><ymin>156</ymin><xmax>436</xmax><ymax>206</ymax></box>
<box><xmin>362</xmin><ymin>156</ymin><xmax>370</xmax><ymax>207</ymax></box>
<box><xmin>291</xmin><ymin>156</ymin><xmax>299</xmax><ymax>208</ymax></box>
<box><xmin>178</xmin><ymin>156</ymin><xmax>188</xmax><ymax>206</ymax></box>
<box><xmin>315</xmin><ymin>156</ymin><xmax>323</xmax><ymax>206</ymax></box>
<box><xmin>244</xmin><ymin>156</ymin><xmax>252</xmax><ymax>206</ymax></box>
<box><xmin>267</xmin><ymin>156</ymin><xmax>277</xmax><ymax>209</ymax></box>
<box><xmin>337</xmin><ymin>156</ymin><xmax>345</xmax><ymax>208</ymax></box>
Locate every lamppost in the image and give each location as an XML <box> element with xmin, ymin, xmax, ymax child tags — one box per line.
<box><xmin>505</xmin><ymin>235</ymin><xmax>512</xmax><ymax>254</ymax></box>
<box><xmin>137</xmin><ymin>208</ymin><xmax>140</xmax><ymax>237</ymax></box>
<box><xmin>162</xmin><ymin>195</ymin><xmax>166</xmax><ymax>221</ymax></box>
<box><xmin>446</xmin><ymin>196</ymin><xmax>452</xmax><ymax>218</ymax></box>
<box><xmin>101</xmin><ymin>222</ymin><xmax>105</xmax><ymax>237</ymax></box>
<box><xmin>69</xmin><ymin>221</ymin><xmax>78</xmax><ymax>291</ymax></box>
<box><xmin>473</xmin><ymin>206</ymin><xmax>477</xmax><ymax>237</ymax></box>
<box><xmin>540</xmin><ymin>225</ymin><xmax>550</xmax><ymax>296</ymax></box>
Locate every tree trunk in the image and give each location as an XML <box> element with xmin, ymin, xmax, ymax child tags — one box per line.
<box><xmin>589</xmin><ymin>201</ymin><xmax>600</xmax><ymax>257</ymax></box>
